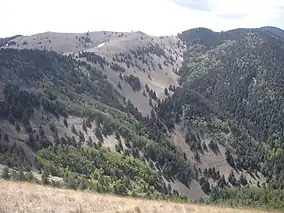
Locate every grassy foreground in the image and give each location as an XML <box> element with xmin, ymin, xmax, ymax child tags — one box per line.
<box><xmin>0</xmin><ymin>180</ymin><xmax>277</xmax><ymax>213</ymax></box>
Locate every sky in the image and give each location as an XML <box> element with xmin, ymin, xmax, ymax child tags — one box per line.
<box><xmin>1</xmin><ymin>0</ymin><xmax>284</xmax><ymax>37</ymax></box>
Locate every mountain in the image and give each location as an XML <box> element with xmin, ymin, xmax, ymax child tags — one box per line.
<box><xmin>1</xmin><ymin>27</ymin><xmax>284</xmax><ymax>211</ymax></box>
<box><xmin>0</xmin><ymin>32</ymin><xmax>196</xmax><ymax>200</ymax></box>
<box><xmin>259</xmin><ymin>26</ymin><xmax>284</xmax><ymax>39</ymax></box>
<box><xmin>157</xmin><ymin>27</ymin><xmax>284</xmax><ymax>196</ymax></box>
<box><xmin>0</xmin><ymin>47</ymin><xmax>195</xmax><ymax>196</ymax></box>
<box><xmin>2</xmin><ymin>31</ymin><xmax>183</xmax><ymax>115</ymax></box>
<box><xmin>177</xmin><ymin>27</ymin><xmax>284</xmax><ymax>147</ymax></box>
<box><xmin>0</xmin><ymin>35</ymin><xmax>21</xmax><ymax>47</ymax></box>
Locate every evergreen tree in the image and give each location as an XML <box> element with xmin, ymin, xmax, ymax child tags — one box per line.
<box><xmin>201</xmin><ymin>179</ymin><xmax>211</xmax><ymax>194</ymax></box>
<box><xmin>164</xmin><ymin>87</ymin><xmax>169</xmax><ymax>96</ymax></box>
<box><xmin>95</xmin><ymin>127</ymin><xmax>104</xmax><ymax>142</ymax></box>
<box><xmin>82</xmin><ymin>121</ymin><xmax>87</xmax><ymax>133</ymax></box>
<box><xmin>1</xmin><ymin>167</ymin><xmax>10</xmax><ymax>180</ymax></box>
<box><xmin>228</xmin><ymin>170</ymin><xmax>237</xmax><ymax>186</ymax></box>
<box><xmin>239</xmin><ymin>173</ymin><xmax>248</xmax><ymax>186</ymax></box>
<box><xmin>63</xmin><ymin>118</ymin><xmax>68</xmax><ymax>128</ymax></box>
<box><xmin>41</xmin><ymin>171</ymin><xmax>49</xmax><ymax>185</ymax></box>
<box><xmin>225</xmin><ymin>149</ymin><xmax>235</xmax><ymax>167</ymax></box>
<box><xmin>71</xmin><ymin>124</ymin><xmax>77</xmax><ymax>135</ymax></box>
<box><xmin>25</xmin><ymin>172</ymin><xmax>34</xmax><ymax>182</ymax></box>
<box><xmin>15</xmin><ymin>123</ymin><xmax>21</xmax><ymax>133</ymax></box>
<box><xmin>3</xmin><ymin>133</ymin><xmax>9</xmax><ymax>142</ymax></box>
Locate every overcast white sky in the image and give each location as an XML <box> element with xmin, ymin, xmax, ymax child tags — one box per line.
<box><xmin>1</xmin><ymin>0</ymin><xmax>284</xmax><ymax>37</ymax></box>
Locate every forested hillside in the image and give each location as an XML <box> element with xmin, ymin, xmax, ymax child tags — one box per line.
<box><xmin>1</xmin><ymin>26</ymin><xmax>284</xmax><ymax>211</ymax></box>
<box><xmin>0</xmin><ymin>48</ymin><xmax>192</xmax><ymax>200</ymax></box>
<box><xmin>155</xmin><ymin>27</ymin><xmax>284</xmax><ymax>208</ymax></box>
<box><xmin>260</xmin><ymin>26</ymin><xmax>284</xmax><ymax>39</ymax></box>
<box><xmin>2</xmin><ymin>31</ymin><xmax>183</xmax><ymax>115</ymax></box>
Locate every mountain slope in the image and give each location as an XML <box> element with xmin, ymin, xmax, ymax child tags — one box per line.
<box><xmin>0</xmin><ymin>180</ymin><xmax>277</xmax><ymax>213</ymax></box>
<box><xmin>0</xmin><ymin>35</ymin><xmax>21</xmax><ymax>48</ymax></box>
<box><xmin>2</xmin><ymin>31</ymin><xmax>134</xmax><ymax>53</ymax></box>
<box><xmin>156</xmin><ymin>27</ymin><xmax>284</xmax><ymax>195</ymax></box>
<box><xmin>259</xmin><ymin>26</ymin><xmax>284</xmax><ymax>39</ymax></box>
<box><xmin>2</xmin><ymin>31</ymin><xmax>184</xmax><ymax>115</ymax></box>
<box><xmin>83</xmin><ymin>33</ymin><xmax>183</xmax><ymax>114</ymax></box>
<box><xmin>2</xmin><ymin>26</ymin><xmax>284</xmax><ymax>211</ymax></box>
<box><xmin>0</xmin><ymin>47</ymin><xmax>195</xmax><ymax>200</ymax></box>
<box><xmin>178</xmin><ymin>28</ymin><xmax>284</xmax><ymax>144</ymax></box>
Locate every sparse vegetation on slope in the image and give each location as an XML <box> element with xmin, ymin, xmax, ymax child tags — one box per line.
<box><xmin>0</xmin><ymin>48</ymin><xmax>194</xmax><ymax>200</ymax></box>
<box><xmin>2</xmin><ymin>26</ymin><xmax>284</xmax><ymax>211</ymax></box>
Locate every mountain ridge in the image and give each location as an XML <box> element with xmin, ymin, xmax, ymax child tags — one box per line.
<box><xmin>1</xmin><ymin>26</ymin><xmax>284</xmax><ymax>211</ymax></box>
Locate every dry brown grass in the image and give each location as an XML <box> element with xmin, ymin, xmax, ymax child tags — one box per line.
<box><xmin>0</xmin><ymin>180</ymin><xmax>274</xmax><ymax>213</ymax></box>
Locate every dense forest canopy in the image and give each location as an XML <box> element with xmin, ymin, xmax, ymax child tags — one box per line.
<box><xmin>162</xmin><ymin>27</ymin><xmax>284</xmax><ymax>205</ymax></box>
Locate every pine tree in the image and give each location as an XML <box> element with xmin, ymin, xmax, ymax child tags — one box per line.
<box><xmin>1</xmin><ymin>167</ymin><xmax>10</xmax><ymax>180</ymax></box>
<box><xmin>239</xmin><ymin>173</ymin><xmax>248</xmax><ymax>186</ymax></box>
<box><xmin>95</xmin><ymin>127</ymin><xmax>103</xmax><ymax>142</ymax></box>
<box><xmin>82</xmin><ymin>121</ymin><xmax>87</xmax><ymax>133</ymax></box>
<box><xmin>71</xmin><ymin>124</ymin><xmax>77</xmax><ymax>135</ymax></box>
<box><xmin>194</xmin><ymin>151</ymin><xmax>200</xmax><ymax>162</ymax></box>
<box><xmin>39</xmin><ymin>125</ymin><xmax>45</xmax><ymax>137</ymax></box>
<box><xmin>217</xmin><ymin>175</ymin><xmax>227</xmax><ymax>188</ymax></box>
<box><xmin>125</xmin><ymin>138</ymin><xmax>131</xmax><ymax>148</ymax></box>
<box><xmin>41</xmin><ymin>171</ymin><xmax>49</xmax><ymax>185</ymax></box>
<box><xmin>25</xmin><ymin>172</ymin><xmax>34</xmax><ymax>182</ymax></box>
<box><xmin>145</xmin><ymin>84</ymin><xmax>149</xmax><ymax>92</ymax></box>
<box><xmin>19</xmin><ymin>169</ymin><xmax>25</xmax><ymax>181</ymax></box>
<box><xmin>228</xmin><ymin>170</ymin><xmax>237</xmax><ymax>186</ymax></box>
<box><xmin>164</xmin><ymin>87</ymin><xmax>169</xmax><ymax>96</ymax></box>
<box><xmin>63</xmin><ymin>118</ymin><xmax>68</xmax><ymax>128</ymax></box>
<box><xmin>149</xmin><ymin>98</ymin><xmax>153</xmax><ymax>106</ymax></box>
<box><xmin>225</xmin><ymin>148</ymin><xmax>235</xmax><ymax>167</ymax></box>
<box><xmin>118</xmin><ymin>82</ymin><xmax>122</xmax><ymax>90</ymax></box>
<box><xmin>15</xmin><ymin>123</ymin><xmax>21</xmax><ymax>133</ymax></box>
<box><xmin>185</xmin><ymin>132</ymin><xmax>190</xmax><ymax>145</ymax></box>
<box><xmin>201</xmin><ymin>180</ymin><xmax>211</xmax><ymax>194</ymax></box>
<box><xmin>115</xmin><ymin>132</ymin><xmax>120</xmax><ymax>141</ymax></box>
<box><xmin>3</xmin><ymin>133</ymin><xmax>9</xmax><ymax>142</ymax></box>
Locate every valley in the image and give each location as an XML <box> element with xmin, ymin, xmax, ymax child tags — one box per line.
<box><xmin>1</xmin><ymin>26</ymin><xmax>284</xmax><ymax>211</ymax></box>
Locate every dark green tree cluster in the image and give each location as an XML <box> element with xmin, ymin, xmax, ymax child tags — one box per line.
<box><xmin>78</xmin><ymin>51</ymin><xmax>107</xmax><ymax>69</ymax></box>
<box><xmin>0</xmin><ymin>138</ymin><xmax>34</xmax><ymax>170</ymax></box>
<box><xmin>111</xmin><ymin>42</ymin><xmax>175</xmax><ymax>71</ymax></box>
<box><xmin>165</xmin><ymin>27</ymin><xmax>284</xmax><ymax>209</ymax></box>
<box><xmin>0</xmin><ymin>48</ymin><xmax>197</xmax><ymax>201</ymax></box>
<box><xmin>145</xmin><ymin>84</ymin><xmax>158</xmax><ymax>100</ymax></box>
<box><xmin>0</xmin><ymin>49</ymin><xmax>123</xmax><ymax>113</ymax></box>
<box><xmin>123</xmin><ymin>74</ymin><xmax>141</xmax><ymax>92</ymax></box>
<box><xmin>205</xmin><ymin>187</ymin><xmax>284</xmax><ymax>211</ymax></box>
<box><xmin>110</xmin><ymin>62</ymin><xmax>126</xmax><ymax>72</ymax></box>
<box><xmin>177</xmin><ymin>28</ymin><xmax>284</xmax><ymax>187</ymax></box>
<box><xmin>0</xmin><ymin>35</ymin><xmax>20</xmax><ymax>47</ymax></box>
<box><xmin>38</xmin><ymin>144</ymin><xmax>162</xmax><ymax>196</ymax></box>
